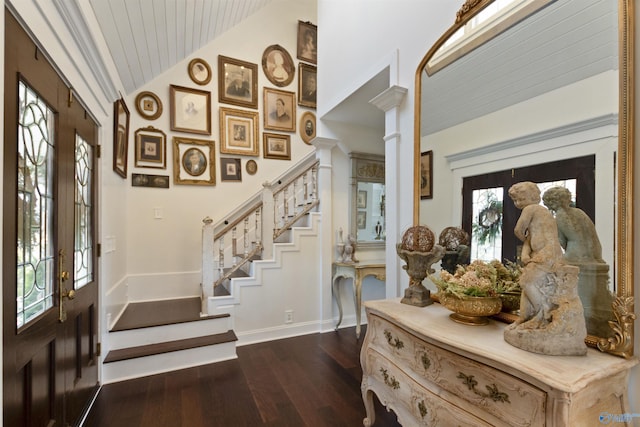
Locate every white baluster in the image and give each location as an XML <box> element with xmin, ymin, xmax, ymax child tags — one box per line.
<box><xmin>255</xmin><ymin>207</ymin><xmax>262</xmax><ymax>248</ymax></box>
<box><xmin>243</xmin><ymin>217</ymin><xmax>249</xmax><ymax>257</ymax></box>
<box><xmin>231</xmin><ymin>227</ymin><xmax>237</xmax><ymax>266</ymax></box>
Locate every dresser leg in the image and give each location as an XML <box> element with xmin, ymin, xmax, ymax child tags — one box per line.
<box><xmin>361</xmin><ymin>386</ymin><xmax>376</xmax><ymax>426</ymax></box>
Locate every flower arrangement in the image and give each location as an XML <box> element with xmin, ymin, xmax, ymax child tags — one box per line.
<box><xmin>430</xmin><ymin>259</ymin><xmax>521</xmax><ymax>298</ymax></box>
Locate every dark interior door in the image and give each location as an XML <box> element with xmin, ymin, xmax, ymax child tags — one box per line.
<box><xmin>3</xmin><ymin>10</ymin><xmax>99</xmax><ymax>426</ymax></box>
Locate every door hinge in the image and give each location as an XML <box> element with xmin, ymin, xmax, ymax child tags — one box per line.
<box><xmin>96</xmin><ymin>342</ymin><xmax>101</xmax><ymax>357</ymax></box>
<box><xmin>97</xmin><ymin>243</ymin><xmax>101</xmax><ymax>257</ymax></box>
<box><xmin>97</xmin><ymin>144</ymin><xmax>101</xmax><ymax>158</ymax></box>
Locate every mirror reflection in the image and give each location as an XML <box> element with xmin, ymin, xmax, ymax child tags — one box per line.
<box><xmin>415</xmin><ymin>0</ymin><xmax>634</xmax><ymax>353</ymax></box>
<box><xmin>350</xmin><ymin>152</ymin><xmax>385</xmax><ymax>246</ymax></box>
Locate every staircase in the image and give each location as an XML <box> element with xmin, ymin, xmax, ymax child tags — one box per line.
<box><xmin>103</xmin><ymin>155</ymin><xmax>321</xmax><ymax>383</ymax></box>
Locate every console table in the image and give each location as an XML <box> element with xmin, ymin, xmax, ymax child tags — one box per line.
<box><xmin>332</xmin><ymin>262</ymin><xmax>385</xmax><ymax>338</ymax></box>
<box><xmin>361</xmin><ymin>298</ymin><xmax>638</xmax><ymax>426</ymax></box>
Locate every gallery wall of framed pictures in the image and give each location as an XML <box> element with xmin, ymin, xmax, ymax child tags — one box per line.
<box><xmin>121</xmin><ymin>17</ymin><xmax>317</xmax><ymax>190</ymax></box>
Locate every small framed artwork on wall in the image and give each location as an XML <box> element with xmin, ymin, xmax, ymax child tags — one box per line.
<box><xmin>297</xmin><ymin>21</ymin><xmax>317</xmax><ymax>64</ymax></box>
<box><xmin>219</xmin><ymin>107</ymin><xmax>259</xmax><ymax>156</ymax></box>
<box><xmin>134</xmin><ymin>126</ymin><xmax>166</xmax><ymax>169</ymax></box>
<box><xmin>221</xmin><ymin>158</ymin><xmax>242</xmax><ymax>182</ymax></box>
<box><xmin>263</xmin><ymin>133</ymin><xmax>291</xmax><ymax>160</ymax></box>
<box><xmin>300</xmin><ymin>111</ymin><xmax>316</xmax><ymax>144</ymax></box>
<box><xmin>262</xmin><ymin>44</ymin><xmax>295</xmax><ymax>87</ymax></box>
<box><xmin>218</xmin><ymin>55</ymin><xmax>258</xmax><ymax>109</ymax></box>
<box><xmin>173</xmin><ymin>137</ymin><xmax>216</xmax><ymax>186</ymax></box>
<box><xmin>188</xmin><ymin>58</ymin><xmax>212</xmax><ymax>85</ymax></box>
<box><xmin>134</xmin><ymin>91</ymin><xmax>162</xmax><ymax>120</ymax></box>
<box><xmin>298</xmin><ymin>63</ymin><xmax>316</xmax><ymax>108</ymax></box>
<box><xmin>263</xmin><ymin>88</ymin><xmax>296</xmax><ymax>132</ymax></box>
<box><xmin>113</xmin><ymin>97</ymin><xmax>130</xmax><ymax>178</ymax></box>
<box><xmin>170</xmin><ymin>85</ymin><xmax>211</xmax><ymax>135</ymax></box>
<box><xmin>420</xmin><ymin>150</ymin><xmax>433</xmax><ymax>199</ymax></box>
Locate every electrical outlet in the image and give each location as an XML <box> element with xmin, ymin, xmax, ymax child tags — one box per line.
<box><xmin>285</xmin><ymin>310</ymin><xmax>294</xmax><ymax>324</ymax></box>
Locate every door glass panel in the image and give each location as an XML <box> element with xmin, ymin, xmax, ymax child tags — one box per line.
<box><xmin>471</xmin><ymin>187</ymin><xmax>503</xmax><ymax>261</ymax></box>
<box><xmin>17</xmin><ymin>81</ymin><xmax>55</xmax><ymax>328</ymax></box>
<box><xmin>74</xmin><ymin>134</ymin><xmax>93</xmax><ymax>289</ymax></box>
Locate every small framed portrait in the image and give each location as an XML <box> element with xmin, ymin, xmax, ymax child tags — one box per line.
<box><xmin>219</xmin><ymin>107</ymin><xmax>259</xmax><ymax>156</ymax></box>
<box><xmin>134</xmin><ymin>91</ymin><xmax>163</xmax><ymax>120</ymax></box>
<box><xmin>173</xmin><ymin>137</ymin><xmax>216</xmax><ymax>186</ymax></box>
<box><xmin>263</xmin><ymin>88</ymin><xmax>296</xmax><ymax>132</ymax></box>
<box><xmin>298</xmin><ymin>63</ymin><xmax>316</xmax><ymax>108</ymax></box>
<box><xmin>297</xmin><ymin>21</ymin><xmax>317</xmax><ymax>64</ymax></box>
<box><xmin>357</xmin><ymin>211</ymin><xmax>367</xmax><ymax>229</ymax></box>
<box><xmin>420</xmin><ymin>150</ymin><xmax>433</xmax><ymax>200</ymax></box>
<box><xmin>221</xmin><ymin>158</ymin><xmax>242</xmax><ymax>182</ymax></box>
<box><xmin>262</xmin><ymin>45</ymin><xmax>295</xmax><ymax>87</ymax></box>
<box><xmin>246</xmin><ymin>159</ymin><xmax>258</xmax><ymax>175</ymax></box>
<box><xmin>357</xmin><ymin>190</ymin><xmax>367</xmax><ymax>208</ymax></box>
<box><xmin>263</xmin><ymin>133</ymin><xmax>291</xmax><ymax>160</ymax></box>
<box><xmin>170</xmin><ymin>85</ymin><xmax>211</xmax><ymax>135</ymax></box>
<box><xmin>113</xmin><ymin>97</ymin><xmax>130</xmax><ymax>178</ymax></box>
<box><xmin>218</xmin><ymin>55</ymin><xmax>258</xmax><ymax>109</ymax></box>
<box><xmin>134</xmin><ymin>126</ymin><xmax>166</xmax><ymax>169</ymax></box>
<box><xmin>300</xmin><ymin>111</ymin><xmax>316</xmax><ymax>144</ymax></box>
<box><xmin>132</xmin><ymin>173</ymin><xmax>170</xmax><ymax>189</ymax></box>
<box><xmin>188</xmin><ymin>58</ymin><xmax>212</xmax><ymax>85</ymax></box>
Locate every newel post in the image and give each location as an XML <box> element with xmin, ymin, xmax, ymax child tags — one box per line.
<box><xmin>201</xmin><ymin>216</ymin><xmax>215</xmax><ymax>315</ymax></box>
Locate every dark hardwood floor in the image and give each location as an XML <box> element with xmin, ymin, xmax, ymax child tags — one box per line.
<box><xmin>83</xmin><ymin>326</ymin><xmax>401</xmax><ymax>427</ymax></box>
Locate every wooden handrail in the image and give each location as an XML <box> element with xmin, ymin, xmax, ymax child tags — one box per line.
<box><xmin>214</xmin><ymin>202</ymin><xmax>263</xmax><ymax>241</ymax></box>
<box><xmin>273</xmin><ymin>160</ymin><xmax>319</xmax><ymax>197</ymax></box>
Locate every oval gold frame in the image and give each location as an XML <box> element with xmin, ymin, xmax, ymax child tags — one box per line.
<box><xmin>413</xmin><ymin>0</ymin><xmax>635</xmax><ymax>358</ymax></box>
<box><xmin>134</xmin><ymin>91</ymin><xmax>163</xmax><ymax>121</ymax></box>
<box><xmin>262</xmin><ymin>44</ymin><xmax>295</xmax><ymax>87</ymax></box>
<box><xmin>300</xmin><ymin>111</ymin><xmax>316</xmax><ymax>144</ymax></box>
<box><xmin>188</xmin><ymin>58</ymin><xmax>212</xmax><ymax>85</ymax></box>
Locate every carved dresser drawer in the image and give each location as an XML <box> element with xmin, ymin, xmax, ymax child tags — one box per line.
<box><xmin>360</xmin><ymin>299</ymin><xmax>638</xmax><ymax>427</ymax></box>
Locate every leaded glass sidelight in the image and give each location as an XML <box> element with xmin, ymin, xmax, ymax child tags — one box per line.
<box><xmin>17</xmin><ymin>81</ymin><xmax>55</xmax><ymax>328</ymax></box>
<box><xmin>471</xmin><ymin>187</ymin><xmax>503</xmax><ymax>262</ymax></box>
<box><xmin>75</xmin><ymin>134</ymin><xmax>93</xmax><ymax>289</ymax></box>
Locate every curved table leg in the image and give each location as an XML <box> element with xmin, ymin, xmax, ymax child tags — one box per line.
<box><xmin>354</xmin><ymin>276</ymin><xmax>363</xmax><ymax>338</ymax></box>
<box><xmin>332</xmin><ymin>275</ymin><xmax>344</xmax><ymax>329</ymax></box>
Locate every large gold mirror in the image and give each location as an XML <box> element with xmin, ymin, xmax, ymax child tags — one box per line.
<box><xmin>414</xmin><ymin>0</ymin><xmax>635</xmax><ymax>357</ymax></box>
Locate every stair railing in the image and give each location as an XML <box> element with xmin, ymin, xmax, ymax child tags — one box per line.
<box><xmin>272</xmin><ymin>160</ymin><xmax>319</xmax><ymax>240</ymax></box>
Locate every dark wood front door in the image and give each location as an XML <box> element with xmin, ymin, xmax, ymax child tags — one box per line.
<box><xmin>3</xmin><ymin>10</ymin><xmax>100</xmax><ymax>426</ymax></box>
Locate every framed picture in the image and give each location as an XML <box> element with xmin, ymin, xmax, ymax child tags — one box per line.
<box><xmin>218</xmin><ymin>55</ymin><xmax>258</xmax><ymax>109</ymax></box>
<box><xmin>220</xmin><ymin>158</ymin><xmax>242</xmax><ymax>182</ymax></box>
<box><xmin>134</xmin><ymin>91</ymin><xmax>162</xmax><ymax>120</ymax></box>
<box><xmin>298</xmin><ymin>63</ymin><xmax>316</xmax><ymax>108</ymax></box>
<box><xmin>113</xmin><ymin>97</ymin><xmax>129</xmax><ymax>178</ymax></box>
<box><xmin>172</xmin><ymin>137</ymin><xmax>216</xmax><ymax>186</ymax></box>
<box><xmin>188</xmin><ymin>58</ymin><xmax>212</xmax><ymax>85</ymax></box>
<box><xmin>170</xmin><ymin>85</ymin><xmax>211</xmax><ymax>135</ymax></box>
<box><xmin>300</xmin><ymin>111</ymin><xmax>316</xmax><ymax>144</ymax></box>
<box><xmin>420</xmin><ymin>150</ymin><xmax>433</xmax><ymax>200</ymax></box>
<box><xmin>357</xmin><ymin>190</ymin><xmax>367</xmax><ymax>208</ymax></box>
<box><xmin>357</xmin><ymin>211</ymin><xmax>367</xmax><ymax>229</ymax></box>
<box><xmin>263</xmin><ymin>133</ymin><xmax>291</xmax><ymax>160</ymax></box>
<box><xmin>263</xmin><ymin>88</ymin><xmax>296</xmax><ymax>132</ymax></box>
<box><xmin>132</xmin><ymin>173</ymin><xmax>170</xmax><ymax>188</ymax></box>
<box><xmin>246</xmin><ymin>159</ymin><xmax>258</xmax><ymax>175</ymax></box>
<box><xmin>262</xmin><ymin>44</ymin><xmax>295</xmax><ymax>87</ymax></box>
<box><xmin>297</xmin><ymin>21</ymin><xmax>317</xmax><ymax>64</ymax></box>
<box><xmin>134</xmin><ymin>126</ymin><xmax>166</xmax><ymax>169</ymax></box>
<box><xmin>219</xmin><ymin>107</ymin><xmax>259</xmax><ymax>156</ymax></box>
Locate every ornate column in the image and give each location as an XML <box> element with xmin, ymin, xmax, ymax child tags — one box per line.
<box><xmin>370</xmin><ymin>85</ymin><xmax>409</xmax><ymax>298</ymax></box>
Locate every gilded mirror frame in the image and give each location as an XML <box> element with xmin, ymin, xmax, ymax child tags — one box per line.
<box><xmin>413</xmin><ymin>0</ymin><xmax>635</xmax><ymax>357</ymax></box>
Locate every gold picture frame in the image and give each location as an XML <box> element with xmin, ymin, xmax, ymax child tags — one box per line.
<box><xmin>420</xmin><ymin>150</ymin><xmax>433</xmax><ymax>200</ymax></box>
<box><xmin>170</xmin><ymin>85</ymin><xmax>211</xmax><ymax>135</ymax></box>
<box><xmin>172</xmin><ymin>137</ymin><xmax>216</xmax><ymax>186</ymax></box>
<box><xmin>263</xmin><ymin>88</ymin><xmax>296</xmax><ymax>132</ymax></box>
<box><xmin>218</xmin><ymin>55</ymin><xmax>258</xmax><ymax>109</ymax></box>
<box><xmin>297</xmin><ymin>21</ymin><xmax>317</xmax><ymax>64</ymax></box>
<box><xmin>134</xmin><ymin>126</ymin><xmax>166</xmax><ymax>169</ymax></box>
<box><xmin>262</xmin><ymin>44</ymin><xmax>295</xmax><ymax>87</ymax></box>
<box><xmin>300</xmin><ymin>111</ymin><xmax>316</xmax><ymax>145</ymax></box>
<box><xmin>188</xmin><ymin>58</ymin><xmax>212</xmax><ymax>85</ymax></box>
<box><xmin>113</xmin><ymin>97</ymin><xmax>129</xmax><ymax>178</ymax></box>
<box><xmin>263</xmin><ymin>133</ymin><xmax>291</xmax><ymax>160</ymax></box>
<box><xmin>298</xmin><ymin>63</ymin><xmax>316</xmax><ymax>108</ymax></box>
<box><xmin>219</xmin><ymin>107</ymin><xmax>259</xmax><ymax>156</ymax></box>
<box><xmin>134</xmin><ymin>91</ymin><xmax>163</xmax><ymax>120</ymax></box>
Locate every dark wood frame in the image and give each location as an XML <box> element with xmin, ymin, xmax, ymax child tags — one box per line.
<box><xmin>420</xmin><ymin>150</ymin><xmax>433</xmax><ymax>200</ymax></box>
<box><xmin>262</xmin><ymin>45</ymin><xmax>295</xmax><ymax>87</ymax></box>
<box><xmin>134</xmin><ymin>126</ymin><xmax>166</xmax><ymax>169</ymax></box>
<box><xmin>188</xmin><ymin>58</ymin><xmax>212</xmax><ymax>85</ymax></box>
<box><xmin>263</xmin><ymin>133</ymin><xmax>291</xmax><ymax>160</ymax></box>
<box><xmin>169</xmin><ymin>85</ymin><xmax>211</xmax><ymax>135</ymax></box>
<box><xmin>218</xmin><ymin>55</ymin><xmax>258</xmax><ymax>109</ymax></box>
<box><xmin>220</xmin><ymin>158</ymin><xmax>242</xmax><ymax>182</ymax></box>
<box><xmin>297</xmin><ymin>63</ymin><xmax>317</xmax><ymax>108</ymax></box>
<box><xmin>113</xmin><ymin>97</ymin><xmax>130</xmax><ymax>178</ymax></box>
<box><xmin>263</xmin><ymin>88</ymin><xmax>296</xmax><ymax>132</ymax></box>
<box><xmin>134</xmin><ymin>91</ymin><xmax>162</xmax><ymax>120</ymax></box>
<box><xmin>132</xmin><ymin>173</ymin><xmax>170</xmax><ymax>188</ymax></box>
<box><xmin>297</xmin><ymin>20</ymin><xmax>317</xmax><ymax>64</ymax></box>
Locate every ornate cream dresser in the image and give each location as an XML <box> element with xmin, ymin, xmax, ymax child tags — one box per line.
<box><xmin>361</xmin><ymin>299</ymin><xmax>638</xmax><ymax>426</ymax></box>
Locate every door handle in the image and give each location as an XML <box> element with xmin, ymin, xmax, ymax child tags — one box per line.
<box><xmin>58</xmin><ymin>249</ymin><xmax>74</xmax><ymax>322</ymax></box>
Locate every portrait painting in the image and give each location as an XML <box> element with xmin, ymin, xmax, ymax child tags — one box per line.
<box><xmin>219</xmin><ymin>107</ymin><xmax>259</xmax><ymax>156</ymax></box>
<box><xmin>262</xmin><ymin>45</ymin><xmax>295</xmax><ymax>87</ymax></box>
<box><xmin>357</xmin><ymin>211</ymin><xmax>367</xmax><ymax>230</ymax></box>
<box><xmin>134</xmin><ymin>126</ymin><xmax>166</xmax><ymax>169</ymax></box>
<box><xmin>218</xmin><ymin>55</ymin><xmax>258</xmax><ymax>109</ymax></box>
<box><xmin>263</xmin><ymin>133</ymin><xmax>291</xmax><ymax>160</ymax></box>
<box><xmin>297</xmin><ymin>21</ymin><xmax>317</xmax><ymax>64</ymax></box>
<box><xmin>221</xmin><ymin>158</ymin><xmax>242</xmax><ymax>182</ymax></box>
<box><xmin>113</xmin><ymin>97</ymin><xmax>129</xmax><ymax>178</ymax></box>
<box><xmin>263</xmin><ymin>88</ymin><xmax>296</xmax><ymax>132</ymax></box>
<box><xmin>173</xmin><ymin>137</ymin><xmax>215</xmax><ymax>186</ymax></box>
<box><xmin>357</xmin><ymin>190</ymin><xmax>367</xmax><ymax>209</ymax></box>
<box><xmin>170</xmin><ymin>85</ymin><xmax>211</xmax><ymax>135</ymax></box>
<box><xmin>420</xmin><ymin>150</ymin><xmax>433</xmax><ymax>199</ymax></box>
<box><xmin>188</xmin><ymin>58</ymin><xmax>212</xmax><ymax>85</ymax></box>
<box><xmin>299</xmin><ymin>111</ymin><xmax>316</xmax><ymax>144</ymax></box>
<box><xmin>298</xmin><ymin>63</ymin><xmax>316</xmax><ymax>108</ymax></box>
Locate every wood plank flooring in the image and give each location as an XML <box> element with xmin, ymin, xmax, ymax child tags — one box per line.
<box><xmin>83</xmin><ymin>326</ymin><xmax>401</xmax><ymax>427</ymax></box>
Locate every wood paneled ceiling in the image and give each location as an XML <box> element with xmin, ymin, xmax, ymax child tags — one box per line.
<box><xmin>89</xmin><ymin>0</ymin><xmax>275</xmax><ymax>94</ymax></box>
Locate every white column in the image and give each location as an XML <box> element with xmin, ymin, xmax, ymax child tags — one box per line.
<box><xmin>261</xmin><ymin>181</ymin><xmax>275</xmax><ymax>260</ymax></box>
<box><xmin>311</xmin><ymin>137</ymin><xmax>338</xmax><ymax>330</ymax></box>
<box><xmin>201</xmin><ymin>216</ymin><xmax>215</xmax><ymax>315</ymax></box>
<box><xmin>370</xmin><ymin>85</ymin><xmax>409</xmax><ymax>299</ymax></box>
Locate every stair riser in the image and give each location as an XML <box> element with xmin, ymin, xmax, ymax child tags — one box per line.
<box><xmin>102</xmin><ymin>342</ymin><xmax>237</xmax><ymax>384</ymax></box>
<box><xmin>108</xmin><ymin>317</ymin><xmax>230</xmax><ymax>349</ymax></box>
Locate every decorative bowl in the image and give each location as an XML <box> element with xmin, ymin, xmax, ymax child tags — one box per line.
<box><xmin>438</xmin><ymin>293</ymin><xmax>502</xmax><ymax>326</ymax></box>
<box><xmin>499</xmin><ymin>291</ymin><xmax>521</xmax><ymax>314</ymax></box>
